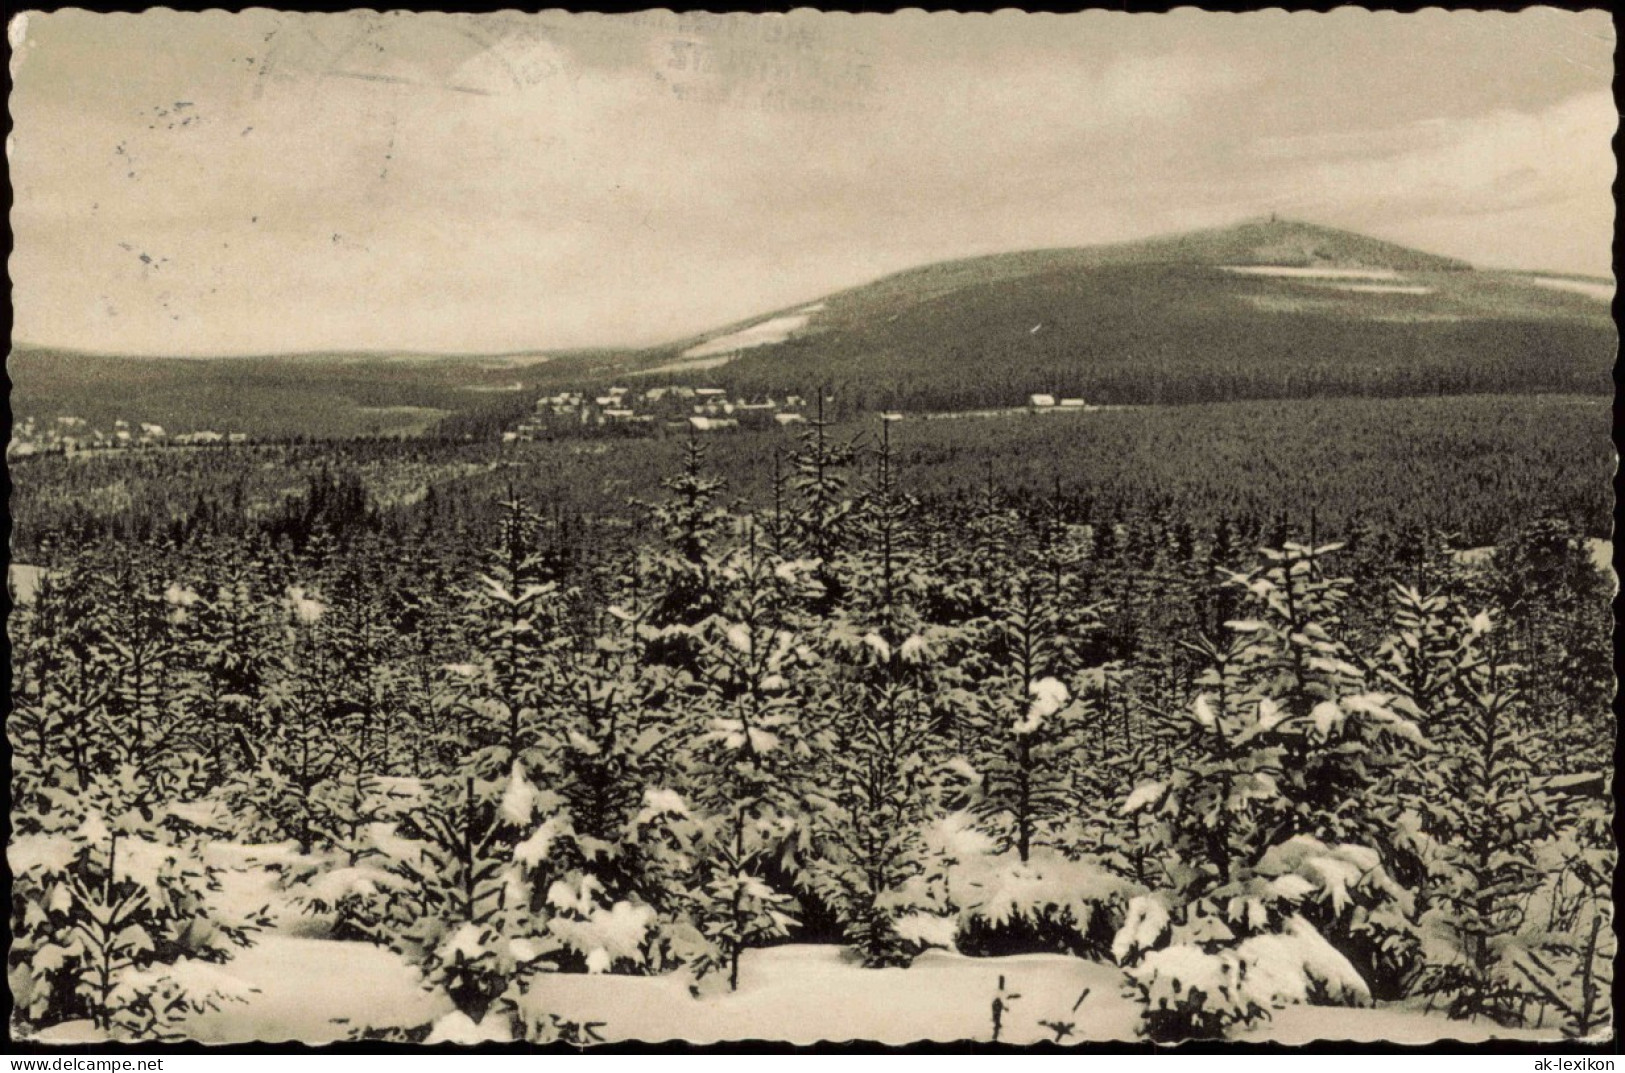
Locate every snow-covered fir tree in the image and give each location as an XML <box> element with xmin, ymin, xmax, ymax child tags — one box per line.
<box><xmin>964</xmin><ymin>570</ymin><xmax>1082</xmax><ymax>862</ymax></box>
<box><xmin>785</xmin><ymin>394</ymin><xmax>859</xmax><ymax>608</ymax></box>
<box><xmin>804</xmin><ymin>419</ymin><xmax>949</xmax><ymax>966</ymax></box>
<box><xmin>685</xmin><ymin>522</ymin><xmax>811</xmax><ymax>988</ymax></box>
<box><xmin>459</xmin><ymin>496</ymin><xmax>566</xmax><ymax>767</ymax></box>
<box><xmin>1407</xmin><ymin>609</ymin><xmax>1553</xmax><ymax>1026</ymax></box>
<box><xmin>1117</xmin><ymin>543</ymin><xmax>1428</xmax><ymax>1037</ymax></box>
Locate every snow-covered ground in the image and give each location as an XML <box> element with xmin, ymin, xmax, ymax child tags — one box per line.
<box><xmin>522</xmin><ymin>945</ymin><xmax>1136</xmax><ymax>1045</ymax></box>
<box><xmin>9</xmin><ymin>562</ymin><xmax>47</xmax><ymax>605</ymax></box>
<box><xmin>22</xmin><ymin>871</ymin><xmax>1570</xmax><ymax>1048</ymax></box>
<box><xmin>13</xmin><ymin>839</ymin><xmax>1586</xmax><ymax>1046</ymax></box>
<box><xmin>1220</xmin><ymin>266</ymin><xmax>1437</xmax><ymax>296</ymax></box>
<box><xmin>1523</xmin><ymin>276</ymin><xmax>1614</xmax><ymax>303</ymax></box>
<box><xmin>681</xmin><ymin>308</ymin><xmax>819</xmax><ymax>360</ymax></box>
<box><xmin>186</xmin><ymin>936</ymin><xmax>453</xmax><ymax>1044</ymax></box>
<box><xmin>631</xmin><ymin>304</ymin><xmax>823</xmax><ymax>376</ymax></box>
<box><xmin>1317</xmin><ymin>283</ymin><xmax>1434</xmax><ymax>295</ymax></box>
<box><xmin>35</xmin><ymin>927</ymin><xmax>1558</xmax><ymax>1047</ymax></box>
<box><xmin>31</xmin><ymin>936</ymin><xmax>451</xmax><ymax>1046</ymax></box>
<box><xmin>1452</xmin><ymin>539</ymin><xmax>1613</xmax><ymax>583</ymax></box>
<box><xmin>1221</xmin><ymin>266</ymin><xmax>1402</xmax><ymax>280</ymax></box>
<box><xmin>1590</xmin><ymin>538</ymin><xmax>1614</xmax><ymax>576</ymax></box>
<box><xmin>1235</xmin><ymin>1005</ymin><xmax>1558</xmax><ymax>1045</ymax></box>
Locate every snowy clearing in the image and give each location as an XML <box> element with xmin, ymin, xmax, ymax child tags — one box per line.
<box><xmin>1523</xmin><ymin>276</ymin><xmax>1614</xmax><ymax>303</ymax></box>
<box><xmin>13</xmin><ymin>846</ymin><xmax>1595</xmax><ymax>1047</ymax></box>
<box><xmin>30</xmin><ymin>936</ymin><xmax>451</xmax><ymax>1046</ymax></box>
<box><xmin>9</xmin><ymin>562</ymin><xmax>47</xmax><ymax>605</ymax></box>
<box><xmin>682</xmin><ymin>313</ymin><xmax>813</xmax><ymax>360</ymax></box>
<box><xmin>1453</xmin><ymin>540</ymin><xmax>1612</xmax><ymax>583</ymax></box>
<box><xmin>29</xmin><ymin>922</ymin><xmax>1563</xmax><ymax>1047</ymax></box>
<box><xmin>1235</xmin><ymin>1004</ymin><xmax>1559</xmax><ymax>1045</ymax></box>
<box><xmin>1221</xmin><ymin>265</ymin><xmax>1402</xmax><ymax>280</ymax></box>
<box><xmin>1316</xmin><ymin>283</ymin><xmax>1434</xmax><ymax>295</ymax></box>
<box><xmin>1589</xmin><ymin>538</ymin><xmax>1613</xmax><ymax>575</ymax></box>
<box><xmin>520</xmin><ymin>944</ymin><xmax>1139</xmax><ymax>1044</ymax></box>
<box><xmin>183</xmin><ymin>936</ymin><xmax>451</xmax><ymax>1044</ymax></box>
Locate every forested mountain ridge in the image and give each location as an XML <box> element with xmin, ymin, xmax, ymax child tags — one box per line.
<box><xmin>628</xmin><ymin>219</ymin><xmax>1613</xmax><ymax>412</ymax></box>
<box><xmin>5</xmin><ymin>347</ymin><xmax>633</xmax><ymax>441</ymax></box>
<box><xmin>10</xmin><ymin>220</ymin><xmax>1614</xmax><ymax>441</ymax></box>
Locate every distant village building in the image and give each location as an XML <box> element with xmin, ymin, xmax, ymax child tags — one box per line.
<box><xmin>646</xmin><ymin>386</ymin><xmax>696</xmax><ymax>403</ymax></box>
<box><xmin>502</xmin><ymin>381</ymin><xmax>820</xmax><ymax>446</ymax></box>
<box><xmin>1059</xmin><ymin>398</ymin><xmax>1087</xmax><ymax>408</ymax></box>
<box><xmin>689</xmin><ymin>416</ymin><xmax>738</xmax><ymax>432</ymax></box>
<box><xmin>1028</xmin><ymin>394</ymin><xmax>1057</xmax><ymax>408</ymax></box>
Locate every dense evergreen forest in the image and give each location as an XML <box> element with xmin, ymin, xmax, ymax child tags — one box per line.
<box><xmin>11</xmin><ymin>395</ymin><xmax>1612</xmax><ymax>565</ymax></box>
<box><xmin>9</xmin><ymin>397</ymin><xmax>1614</xmax><ymax>1041</ymax></box>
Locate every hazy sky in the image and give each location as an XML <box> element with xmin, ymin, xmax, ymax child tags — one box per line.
<box><xmin>9</xmin><ymin>8</ymin><xmax>1616</xmax><ymax>355</ymax></box>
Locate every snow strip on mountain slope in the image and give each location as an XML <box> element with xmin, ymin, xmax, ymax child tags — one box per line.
<box><xmin>1523</xmin><ymin>276</ymin><xmax>1614</xmax><ymax>303</ymax></box>
<box><xmin>1220</xmin><ymin>266</ymin><xmax>1402</xmax><ymax>280</ymax></box>
<box><xmin>682</xmin><ymin>312</ymin><xmax>814</xmax><ymax>360</ymax></box>
<box><xmin>1316</xmin><ymin>284</ymin><xmax>1434</xmax><ymax>295</ymax></box>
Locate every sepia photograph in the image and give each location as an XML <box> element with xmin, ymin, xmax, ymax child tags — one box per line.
<box><xmin>5</xmin><ymin>7</ymin><xmax>1616</xmax><ymax>1051</ymax></box>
